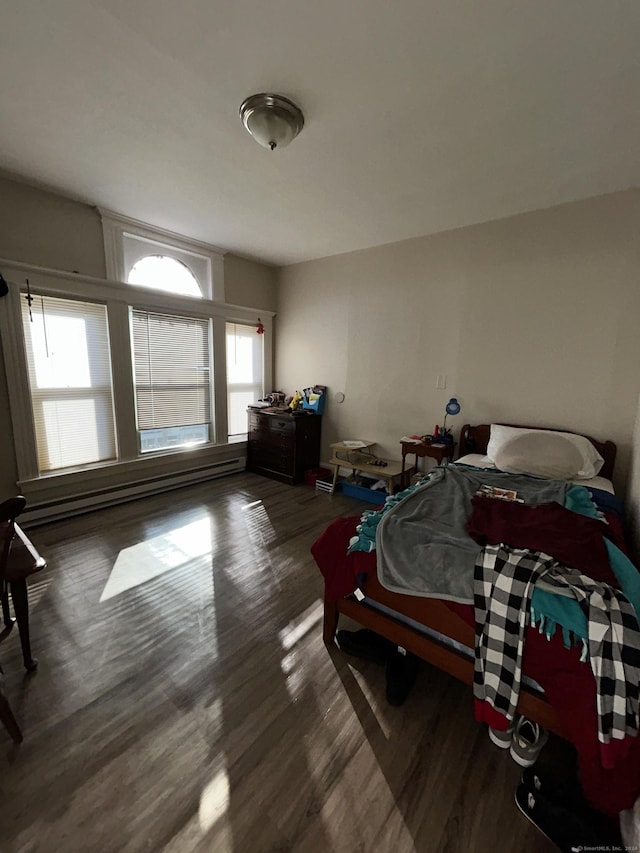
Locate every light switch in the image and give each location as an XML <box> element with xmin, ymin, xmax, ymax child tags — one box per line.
<box><xmin>436</xmin><ymin>374</ymin><xmax>447</xmax><ymax>389</ymax></box>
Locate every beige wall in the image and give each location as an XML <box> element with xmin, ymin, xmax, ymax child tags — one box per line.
<box><xmin>276</xmin><ymin>190</ymin><xmax>640</xmax><ymax>496</ymax></box>
<box><xmin>0</xmin><ymin>173</ymin><xmax>107</xmax><ymax>277</ymax></box>
<box><xmin>0</xmin><ymin>173</ymin><xmax>278</xmax><ymax>310</ymax></box>
<box><xmin>0</xmin><ymin>175</ymin><xmax>277</xmax><ymax>498</ymax></box>
<box><xmin>224</xmin><ymin>254</ymin><xmax>277</xmax><ymax>312</ymax></box>
<box><xmin>627</xmin><ymin>394</ymin><xmax>640</xmax><ymax>561</ymax></box>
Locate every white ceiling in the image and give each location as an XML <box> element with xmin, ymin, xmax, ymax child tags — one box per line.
<box><xmin>1</xmin><ymin>1</ymin><xmax>638</xmax><ymax>266</ymax></box>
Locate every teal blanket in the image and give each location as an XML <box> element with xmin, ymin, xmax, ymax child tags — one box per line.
<box><xmin>531</xmin><ymin>485</ymin><xmax>640</xmax><ymax>649</ymax></box>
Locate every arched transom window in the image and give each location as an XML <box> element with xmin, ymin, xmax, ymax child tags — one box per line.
<box><xmin>127</xmin><ymin>255</ymin><xmax>202</xmax><ymax>298</ymax></box>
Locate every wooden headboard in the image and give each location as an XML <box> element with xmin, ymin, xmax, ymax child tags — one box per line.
<box><xmin>458</xmin><ymin>423</ymin><xmax>617</xmax><ymax>482</ymax></box>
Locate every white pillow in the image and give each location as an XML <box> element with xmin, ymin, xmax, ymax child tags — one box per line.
<box><xmin>487</xmin><ymin>424</ymin><xmax>604</xmax><ymax>480</ymax></box>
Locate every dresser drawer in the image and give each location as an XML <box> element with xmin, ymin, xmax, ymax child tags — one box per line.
<box><xmin>268</xmin><ymin>417</ymin><xmax>294</xmax><ymax>435</ymax></box>
<box><xmin>246</xmin><ymin>409</ymin><xmax>321</xmax><ymax>484</ymax></box>
<box><xmin>248</xmin><ymin>413</ymin><xmax>294</xmax><ymax>435</ymax></box>
<box><xmin>248</xmin><ymin>446</ymin><xmax>294</xmax><ymax>475</ymax></box>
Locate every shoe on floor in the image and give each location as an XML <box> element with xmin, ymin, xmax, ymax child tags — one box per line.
<box><xmin>385</xmin><ymin>650</ymin><xmax>419</xmax><ymax>706</ymax></box>
<box><xmin>521</xmin><ymin>765</ymin><xmax>621</xmax><ymax>845</ymax></box>
<box><xmin>488</xmin><ymin>721</ymin><xmax>514</xmax><ymax>749</ymax></box>
<box><xmin>336</xmin><ymin>629</ymin><xmax>395</xmax><ymax>665</ymax></box>
<box><xmin>515</xmin><ymin>782</ymin><xmax>620</xmax><ymax>852</ymax></box>
<box><xmin>510</xmin><ymin>717</ymin><xmax>549</xmax><ymax>767</ymax></box>
<box><xmin>521</xmin><ymin>765</ymin><xmax>586</xmax><ymax>812</ymax></box>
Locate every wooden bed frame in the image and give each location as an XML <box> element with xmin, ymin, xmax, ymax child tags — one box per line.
<box><xmin>323</xmin><ymin>423</ymin><xmax>617</xmax><ymax>737</ymax></box>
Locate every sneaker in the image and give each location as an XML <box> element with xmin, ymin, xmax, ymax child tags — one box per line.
<box><xmin>521</xmin><ymin>766</ymin><xmax>621</xmax><ymax>845</ymax></box>
<box><xmin>521</xmin><ymin>765</ymin><xmax>586</xmax><ymax>812</ymax></box>
<box><xmin>510</xmin><ymin>717</ymin><xmax>548</xmax><ymax>767</ymax></box>
<box><xmin>336</xmin><ymin>629</ymin><xmax>395</xmax><ymax>665</ymax></box>
<box><xmin>515</xmin><ymin>782</ymin><xmax>620</xmax><ymax>852</ymax></box>
<box><xmin>488</xmin><ymin>722</ymin><xmax>514</xmax><ymax>749</ymax></box>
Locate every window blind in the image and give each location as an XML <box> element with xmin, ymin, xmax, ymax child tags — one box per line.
<box><xmin>21</xmin><ymin>294</ymin><xmax>116</xmax><ymax>472</ymax></box>
<box><xmin>226</xmin><ymin>322</ymin><xmax>264</xmax><ymax>437</ymax></box>
<box><xmin>131</xmin><ymin>309</ymin><xmax>212</xmax><ymax>439</ymax></box>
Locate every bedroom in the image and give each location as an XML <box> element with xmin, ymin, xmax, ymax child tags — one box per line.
<box><xmin>1</xmin><ymin>2</ymin><xmax>640</xmax><ymax>851</ymax></box>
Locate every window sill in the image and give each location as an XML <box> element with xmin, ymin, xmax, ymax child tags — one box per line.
<box><xmin>228</xmin><ymin>434</ymin><xmax>248</xmax><ymax>444</ymax></box>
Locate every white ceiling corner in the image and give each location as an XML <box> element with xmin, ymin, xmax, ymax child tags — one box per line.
<box><xmin>0</xmin><ymin>0</ymin><xmax>638</xmax><ymax>266</ymax></box>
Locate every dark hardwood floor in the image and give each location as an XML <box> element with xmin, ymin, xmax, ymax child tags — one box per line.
<box><xmin>0</xmin><ymin>473</ymin><xmax>555</xmax><ymax>852</ymax></box>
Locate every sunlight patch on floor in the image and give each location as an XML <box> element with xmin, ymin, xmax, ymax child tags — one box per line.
<box><xmin>241</xmin><ymin>499</ymin><xmax>276</xmax><ymax>546</ymax></box>
<box><xmin>278</xmin><ymin>601</ymin><xmax>324</xmax><ymax>699</ymax></box>
<box><xmin>16</xmin><ymin>574</ymin><xmax>53</xmax><ymax>613</ymax></box>
<box><xmin>199</xmin><ymin>763</ymin><xmax>230</xmax><ymax>834</ymax></box>
<box><xmin>278</xmin><ymin>600</ymin><xmax>324</xmax><ymax>651</ymax></box>
<box><xmin>100</xmin><ymin>517</ymin><xmax>214</xmax><ymax>602</ymax></box>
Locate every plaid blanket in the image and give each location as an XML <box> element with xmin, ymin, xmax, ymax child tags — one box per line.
<box><xmin>474</xmin><ymin>544</ymin><xmax>640</xmax><ymax>768</ymax></box>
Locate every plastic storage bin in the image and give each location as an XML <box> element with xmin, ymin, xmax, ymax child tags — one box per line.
<box><xmin>342</xmin><ymin>482</ymin><xmax>389</xmax><ymax>504</ymax></box>
<box><xmin>302</xmin><ymin>389</ymin><xmax>326</xmax><ymax>415</ymax></box>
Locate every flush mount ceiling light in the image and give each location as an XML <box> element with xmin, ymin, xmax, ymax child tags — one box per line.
<box><xmin>239</xmin><ymin>93</ymin><xmax>304</xmax><ymax>151</ymax></box>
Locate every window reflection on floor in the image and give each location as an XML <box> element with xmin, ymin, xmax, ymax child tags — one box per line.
<box><xmin>100</xmin><ymin>517</ymin><xmax>214</xmax><ymax>602</ymax></box>
<box><xmin>241</xmin><ymin>499</ymin><xmax>276</xmax><ymax>547</ymax></box>
<box><xmin>199</xmin><ymin>769</ymin><xmax>230</xmax><ymax>832</ymax></box>
<box><xmin>278</xmin><ymin>600</ymin><xmax>324</xmax><ymax>652</ymax></box>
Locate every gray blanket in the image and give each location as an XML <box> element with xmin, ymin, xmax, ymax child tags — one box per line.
<box><xmin>376</xmin><ymin>466</ymin><xmax>567</xmax><ymax>603</ymax></box>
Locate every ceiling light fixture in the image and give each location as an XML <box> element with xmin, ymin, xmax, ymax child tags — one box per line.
<box><xmin>239</xmin><ymin>93</ymin><xmax>304</xmax><ymax>151</ymax></box>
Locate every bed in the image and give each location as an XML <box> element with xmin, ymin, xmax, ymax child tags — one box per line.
<box><xmin>313</xmin><ymin>423</ymin><xmax>640</xmax><ymax>815</ymax></box>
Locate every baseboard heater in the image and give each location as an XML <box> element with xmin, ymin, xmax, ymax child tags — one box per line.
<box><xmin>20</xmin><ymin>456</ymin><xmax>245</xmax><ymax>527</ymax></box>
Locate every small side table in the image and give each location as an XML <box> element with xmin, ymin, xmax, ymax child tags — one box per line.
<box><xmin>400</xmin><ymin>440</ymin><xmax>456</xmax><ymax>489</ymax></box>
<box><xmin>329</xmin><ymin>442</ymin><xmax>403</xmax><ymax>495</ymax></box>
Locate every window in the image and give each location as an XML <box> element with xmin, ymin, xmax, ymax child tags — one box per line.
<box><xmin>128</xmin><ymin>255</ymin><xmax>202</xmax><ymax>298</ymax></box>
<box><xmin>21</xmin><ymin>295</ymin><xmax>116</xmax><ymax>472</ymax></box>
<box><xmin>1</xmin><ymin>256</ymin><xmax>272</xmax><ymax>514</ymax></box>
<box><xmin>226</xmin><ymin>322</ymin><xmax>264</xmax><ymax>437</ymax></box>
<box><xmin>131</xmin><ymin>309</ymin><xmax>213</xmax><ymax>453</ymax></box>
<box><xmin>100</xmin><ymin>209</ymin><xmax>225</xmax><ymax>301</ymax></box>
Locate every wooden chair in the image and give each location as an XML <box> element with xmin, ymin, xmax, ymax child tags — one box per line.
<box><xmin>1</xmin><ymin>496</ymin><xmax>45</xmax><ymax>673</ymax></box>
<box><xmin>0</xmin><ymin>496</ymin><xmax>29</xmax><ymax>743</ymax></box>
<box><xmin>0</xmin><ymin>662</ymin><xmax>22</xmax><ymax>743</ymax></box>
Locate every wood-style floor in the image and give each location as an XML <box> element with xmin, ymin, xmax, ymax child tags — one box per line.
<box><xmin>0</xmin><ymin>473</ymin><xmax>556</xmax><ymax>853</ymax></box>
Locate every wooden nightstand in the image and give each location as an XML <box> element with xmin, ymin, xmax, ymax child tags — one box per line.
<box><xmin>400</xmin><ymin>440</ymin><xmax>456</xmax><ymax>489</ymax></box>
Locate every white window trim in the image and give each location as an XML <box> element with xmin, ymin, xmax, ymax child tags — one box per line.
<box><xmin>0</xmin><ymin>257</ymin><xmax>273</xmax><ymax>506</ymax></box>
<box><xmin>100</xmin><ymin>209</ymin><xmax>226</xmax><ymax>302</ymax></box>
<box><xmin>226</xmin><ymin>322</ymin><xmax>265</xmax><ymax>437</ymax></box>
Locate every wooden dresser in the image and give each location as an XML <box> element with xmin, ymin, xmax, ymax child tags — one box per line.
<box><xmin>246</xmin><ymin>409</ymin><xmax>322</xmax><ymax>485</ymax></box>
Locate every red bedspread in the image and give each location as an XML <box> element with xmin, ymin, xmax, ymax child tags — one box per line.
<box><xmin>311</xmin><ymin>512</ymin><xmax>640</xmax><ymax>816</ymax></box>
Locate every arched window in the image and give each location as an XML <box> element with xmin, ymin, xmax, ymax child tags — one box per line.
<box><xmin>127</xmin><ymin>255</ymin><xmax>202</xmax><ymax>298</ymax></box>
<box><xmin>100</xmin><ymin>211</ymin><xmax>225</xmax><ymax>301</ymax></box>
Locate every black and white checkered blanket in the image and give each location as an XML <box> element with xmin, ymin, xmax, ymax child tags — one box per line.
<box><xmin>474</xmin><ymin>544</ymin><xmax>640</xmax><ymax>750</ymax></box>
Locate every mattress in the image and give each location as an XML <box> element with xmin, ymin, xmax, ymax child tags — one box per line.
<box><xmin>454</xmin><ymin>453</ymin><xmax>615</xmax><ymax>495</ymax></box>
